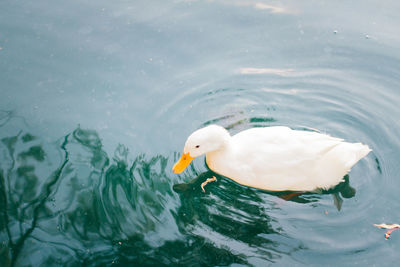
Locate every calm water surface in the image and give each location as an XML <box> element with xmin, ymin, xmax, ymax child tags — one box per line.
<box><xmin>1</xmin><ymin>0</ymin><xmax>400</xmax><ymax>266</ymax></box>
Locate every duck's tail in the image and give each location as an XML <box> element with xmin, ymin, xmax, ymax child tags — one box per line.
<box><xmin>317</xmin><ymin>142</ymin><xmax>371</xmax><ymax>190</ymax></box>
<box><xmin>345</xmin><ymin>143</ymin><xmax>371</xmax><ymax>169</ymax></box>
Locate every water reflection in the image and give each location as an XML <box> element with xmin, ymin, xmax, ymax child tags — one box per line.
<box><xmin>173</xmin><ymin>170</ymin><xmax>284</xmax><ymax>263</ymax></box>
<box><xmin>3</xmin><ymin>122</ymin><xmax>358</xmax><ymax>266</ymax></box>
<box><xmin>215</xmin><ymin>0</ymin><xmax>293</xmax><ymax>14</ymax></box>
<box><xmin>0</xmin><ymin>128</ymin><xmax>70</xmax><ymax>267</ymax></box>
<box><xmin>1</xmin><ymin>126</ymin><xmax>301</xmax><ymax>266</ymax></box>
<box><xmin>238</xmin><ymin>68</ymin><xmax>294</xmax><ymax>76</ymax></box>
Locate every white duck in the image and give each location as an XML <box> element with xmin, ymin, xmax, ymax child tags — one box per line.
<box><xmin>173</xmin><ymin>125</ymin><xmax>371</xmax><ymax>191</ymax></box>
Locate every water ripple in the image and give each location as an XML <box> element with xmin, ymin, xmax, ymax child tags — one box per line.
<box><xmin>155</xmin><ymin>58</ymin><xmax>400</xmax><ymax>264</ymax></box>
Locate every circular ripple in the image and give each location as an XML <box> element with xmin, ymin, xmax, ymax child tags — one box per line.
<box><xmin>157</xmin><ymin>57</ymin><xmax>400</xmax><ymax>262</ymax></box>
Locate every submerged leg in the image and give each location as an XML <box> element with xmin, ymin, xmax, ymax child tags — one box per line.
<box><xmin>279</xmin><ymin>192</ymin><xmax>304</xmax><ymax>201</ymax></box>
<box><xmin>201</xmin><ymin>176</ymin><xmax>217</xmax><ymax>193</ymax></box>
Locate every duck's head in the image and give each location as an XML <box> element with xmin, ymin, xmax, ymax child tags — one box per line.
<box><xmin>172</xmin><ymin>125</ymin><xmax>230</xmax><ymax>173</ymax></box>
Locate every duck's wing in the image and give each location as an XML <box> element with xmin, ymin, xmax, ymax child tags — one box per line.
<box><xmin>229</xmin><ymin>127</ymin><xmax>369</xmax><ymax>191</ymax></box>
<box><xmin>232</xmin><ymin>127</ymin><xmax>344</xmax><ymax>160</ymax></box>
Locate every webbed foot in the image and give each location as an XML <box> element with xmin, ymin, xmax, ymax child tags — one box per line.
<box><xmin>201</xmin><ymin>176</ymin><xmax>217</xmax><ymax>193</ymax></box>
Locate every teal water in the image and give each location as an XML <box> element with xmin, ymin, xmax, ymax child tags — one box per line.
<box><xmin>1</xmin><ymin>0</ymin><xmax>400</xmax><ymax>266</ymax></box>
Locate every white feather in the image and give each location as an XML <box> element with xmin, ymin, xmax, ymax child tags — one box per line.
<box><xmin>182</xmin><ymin>125</ymin><xmax>371</xmax><ymax>191</ymax></box>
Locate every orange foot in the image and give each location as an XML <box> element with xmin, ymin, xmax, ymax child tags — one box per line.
<box><xmin>201</xmin><ymin>176</ymin><xmax>217</xmax><ymax>193</ymax></box>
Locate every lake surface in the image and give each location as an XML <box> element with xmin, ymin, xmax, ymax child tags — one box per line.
<box><xmin>1</xmin><ymin>0</ymin><xmax>400</xmax><ymax>266</ymax></box>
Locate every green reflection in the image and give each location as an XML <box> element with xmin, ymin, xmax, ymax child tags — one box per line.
<box><xmin>0</xmin><ymin>125</ymin><xmax>357</xmax><ymax>266</ymax></box>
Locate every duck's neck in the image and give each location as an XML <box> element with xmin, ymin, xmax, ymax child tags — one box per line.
<box><xmin>205</xmin><ymin>132</ymin><xmax>232</xmax><ymax>170</ymax></box>
<box><xmin>214</xmin><ymin>128</ymin><xmax>231</xmax><ymax>151</ymax></box>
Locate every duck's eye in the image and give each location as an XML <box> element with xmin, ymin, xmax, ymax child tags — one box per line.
<box><xmin>195</xmin><ymin>145</ymin><xmax>200</xmax><ymax>148</ymax></box>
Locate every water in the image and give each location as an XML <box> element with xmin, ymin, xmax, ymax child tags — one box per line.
<box><xmin>1</xmin><ymin>0</ymin><xmax>400</xmax><ymax>266</ymax></box>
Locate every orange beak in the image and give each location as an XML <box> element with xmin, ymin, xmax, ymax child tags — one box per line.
<box><xmin>172</xmin><ymin>152</ymin><xmax>195</xmax><ymax>173</ymax></box>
